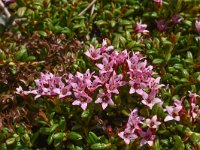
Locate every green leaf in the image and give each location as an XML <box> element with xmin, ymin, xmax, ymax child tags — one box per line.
<box><xmin>95</xmin><ymin>20</ymin><xmax>108</xmax><ymax>26</ymax></box>
<box><xmin>59</xmin><ymin>117</ymin><xmax>66</xmax><ymax>132</ymax></box>
<box><xmin>0</xmin><ymin>49</ymin><xmax>6</xmax><ymax>60</ymax></box>
<box><xmin>181</xmin><ymin>69</ymin><xmax>189</xmax><ymax>79</ymax></box>
<box><xmin>15</xmin><ymin>46</ymin><xmax>28</xmax><ymax>61</ymax></box>
<box><xmin>70</xmin><ymin>146</ymin><xmax>83</xmax><ymax>150</ymax></box>
<box><xmin>119</xmin><ymin>19</ymin><xmax>132</xmax><ymax>25</ymax></box>
<box><xmin>38</xmin><ymin>31</ymin><xmax>47</xmax><ymax>37</ymax></box>
<box><xmin>1</xmin><ymin>143</ymin><xmax>7</xmax><ymax>150</ymax></box>
<box><xmin>53</xmin><ymin>132</ymin><xmax>64</xmax><ymax>140</ymax></box>
<box><xmin>87</xmin><ymin>132</ymin><xmax>98</xmax><ymax>144</ymax></box>
<box><xmin>124</xmin><ymin>9</ymin><xmax>135</xmax><ymax>17</ymax></box>
<box><xmin>112</xmin><ymin>35</ymin><xmax>119</xmax><ymax>49</ymax></box>
<box><xmin>50</xmin><ymin>124</ymin><xmax>59</xmax><ymax>132</ymax></box>
<box><xmin>183</xmin><ymin>20</ymin><xmax>192</xmax><ymax>26</ymax></box>
<box><xmin>153</xmin><ymin>139</ymin><xmax>161</xmax><ymax>150</ymax></box>
<box><xmin>186</xmin><ymin>51</ymin><xmax>193</xmax><ymax>61</ymax></box>
<box><xmin>17</xmin><ymin>7</ymin><xmax>27</xmax><ymax>17</ymax></box>
<box><xmin>173</xmin><ymin>64</ymin><xmax>183</xmax><ymax>70</ymax></box>
<box><xmin>40</xmin><ymin>127</ymin><xmax>51</xmax><ymax>135</ymax></box>
<box><xmin>160</xmin><ymin>139</ymin><xmax>169</xmax><ymax>146</ymax></box>
<box><xmin>90</xmin><ymin>143</ymin><xmax>107</xmax><ymax>150</ymax></box>
<box><xmin>152</xmin><ymin>58</ymin><xmax>164</xmax><ymax>64</ymax></box>
<box><xmin>119</xmin><ymin>35</ymin><xmax>126</xmax><ymax>47</ymax></box>
<box><xmin>168</xmin><ymin>67</ymin><xmax>176</xmax><ymax>73</ymax></box>
<box><xmin>189</xmin><ymin>133</ymin><xmax>200</xmax><ymax>144</ymax></box>
<box><xmin>68</xmin><ymin>132</ymin><xmax>82</xmax><ymax>141</ymax></box>
<box><xmin>110</xmin><ymin>20</ymin><xmax>116</xmax><ymax>28</ymax></box>
<box><xmin>81</xmin><ymin>109</ymin><xmax>90</xmax><ymax>118</ymax></box>
<box><xmin>27</xmin><ymin>56</ymin><xmax>36</xmax><ymax>61</ymax></box>
<box><xmin>6</xmin><ymin>138</ymin><xmax>15</xmax><ymax>145</ymax></box>
<box><xmin>16</xmin><ymin>0</ymin><xmax>26</xmax><ymax>6</ymax></box>
<box><xmin>31</xmin><ymin>132</ymin><xmax>39</xmax><ymax>144</ymax></box>
<box><xmin>47</xmin><ymin>134</ymin><xmax>54</xmax><ymax>145</ymax></box>
<box><xmin>173</xmin><ymin>135</ymin><xmax>185</xmax><ymax>150</ymax></box>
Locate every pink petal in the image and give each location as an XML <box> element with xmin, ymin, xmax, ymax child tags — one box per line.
<box><xmin>136</xmin><ymin>89</ymin><xmax>144</xmax><ymax>95</ymax></box>
<box><xmin>174</xmin><ymin>116</ymin><xmax>180</xmax><ymax>121</ymax></box>
<box><xmin>124</xmin><ymin>138</ymin><xmax>130</xmax><ymax>145</ymax></box>
<box><xmin>95</xmin><ymin>98</ymin><xmax>102</xmax><ymax>104</ymax></box>
<box><xmin>147</xmin><ymin>141</ymin><xmax>154</xmax><ymax>146</ymax></box>
<box><xmin>164</xmin><ymin>115</ymin><xmax>174</xmax><ymax>122</ymax></box>
<box><xmin>118</xmin><ymin>132</ymin><xmax>124</xmax><ymax>139</ymax></box>
<box><xmin>102</xmin><ymin>103</ymin><xmax>108</xmax><ymax>110</ymax></box>
<box><xmin>72</xmin><ymin>100</ymin><xmax>80</xmax><ymax>105</ymax></box>
<box><xmin>129</xmin><ymin>87</ymin><xmax>135</xmax><ymax>94</ymax></box>
<box><xmin>84</xmin><ymin>51</ymin><xmax>91</xmax><ymax>58</ymax></box>
<box><xmin>81</xmin><ymin>102</ymin><xmax>87</xmax><ymax>110</ymax></box>
<box><xmin>96</xmin><ymin>64</ymin><xmax>104</xmax><ymax>70</ymax></box>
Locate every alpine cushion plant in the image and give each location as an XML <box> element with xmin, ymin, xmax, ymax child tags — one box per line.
<box><xmin>16</xmin><ymin>40</ymin><xmax>200</xmax><ymax>148</ymax></box>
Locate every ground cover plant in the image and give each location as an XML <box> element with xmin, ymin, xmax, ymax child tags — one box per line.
<box><xmin>0</xmin><ymin>0</ymin><xmax>200</xmax><ymax>149</ymax></box>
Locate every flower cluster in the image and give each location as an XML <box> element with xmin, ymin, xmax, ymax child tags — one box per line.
<box><xmin>118</xmin><ymin>109</ymin><xmax>161</xmax><ymax>146</ymax></box>
<box><xmin>16</xmin><ymin>72</ymin><xmax>71</xmax><ymax>99</ymax></box>
<box><xmin>164</xmin><ymin>92</ymin><xmax>200</xmax><ymax>123</ymax></box>
<box><xmin>17</xmin><ymin>40</ymin><xmax>164</xmax><ymax>111</ymax></box>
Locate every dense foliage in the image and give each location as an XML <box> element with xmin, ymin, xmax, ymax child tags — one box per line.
<box><xmin>0</xmin><ymin>0</ymin><xmax>200</xmax><ymax>149</ymax></box>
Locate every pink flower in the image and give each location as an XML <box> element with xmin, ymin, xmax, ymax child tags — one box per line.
<box><xmin>164</xmin><ymin>99</ymin><xmax>183</xmax><ymax>122</ymax></box>
<box><xmin>16</xmin><ymin>86</ymin><xmax>29</xmax><ymax>96</ymax></box>
<box><xmin>31</xmin><ymin>72</ymin><xmax>65</xmax><ymax>98</ymax></box>
<box><xmin>118</xmin><ymin>128</ymin><xmax>138</xmax><ymax>144</ymax></box>
<box><xmin>156</xmin><ymin>19</ymin><xmax>167</xmax><ymax>32</ymax></box>
<box><xmin>84</xmin><ymin>69</ymin><xmax>94</xmax><ymax>85</ymax></box>
<box><xmin>72</xmin><ymin>92</ymin><xmax>92</xmax><ymax>110</ymax></box>
<box><xmin>135</xmin><ymin>20</ymin><xmax>149</xmax><ymax>34</ymax></box>
<box><xmin>141</xmin><ymin>91</ymin><xmax>163</xmax><ymax>109</ymax></box>
<box><xmin>190</xmin><ymin>103</ymin><xmax>200</xmax><ymax>120</ymax></box>
<box><xmin>84</xmin><ymin>44</ymin><xmax>102</xmax><ymax>60</ymax></box>
<box><xmin>195</xmin><ymin>20</ymin><xmax>200</xmax><ymax>35</ymax></box>
<box><xmin>171</xmin><ymin>14</ymin><xmax>183</xmax><ymax>24</ymax></box>
<box><xmin>93</xmin><ymin>72</ymin><xmax>111</xmax><ymax>85</ymax></box>
<box><xmin>148</xmin><ymin>77</ymin><xmax>164</xmax><ymax>91</ymax></box>
<box><xmin>115</xmin><ymin>50</ymin><xmax>128</xmax><ymax>65</ymax></box>
<box><xmin>105</xmin><ymin>71</ymin><xmax>126</xmax><ymax>94</ymax></box>
<box><xmin>95</xmin><ymin>91</ymin><xmax>114</xmax><ymax>109</ymax></box>
<box><xmin>87</xmin><ymin>80</ymin><xmax>101</xmax><ymax>93</ymax></box>
<box><xmin>96</xmin><ymin>57</ymin><xmax>114</xmax><ymax>74</ymax></box>
<box><xmin>100</xmin><ymin>39</ymin><xmax>114</xmax><ymax>53</ymax></box>
<box><xmin>188</xmin><ymin>91</ymin><xmax>199</xmax><ymax>104</ymax></box>
<box><xmin>188</xmin><ymin>91</ymin><xmax>200</xmax><ymax>121</ymax></box>
<box><xmin>129</xmin><ymin>79</ymin><xmax>146</xmax><ymax>95</ymax></box>
<box><xmin>127</xmin><ymin>52</ymin><xmax>143</xmax><ymax>65</ymax></box>
<box><xmin>145</xmin><ymin>115</ymin><xmax>161</xmax><ymax>129</ymax></box>
<box><xmin>70</xmin><ymin>72</ymin><xmax>87</xmax><ymax>92</ymax></box>
<box><xmin>54</xmin><ymin>85</ymin><xmax>72</xmax><ymax>98</ymax></box>
<box><xmin>139</xmin><ymin>128</ymin><xmax>156</xmax><ymax>146</ymax></box>
<box><xmin>127</xmin><ymin>109</ymin><xmax>143</xmax><ymax>130</ymax></box>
